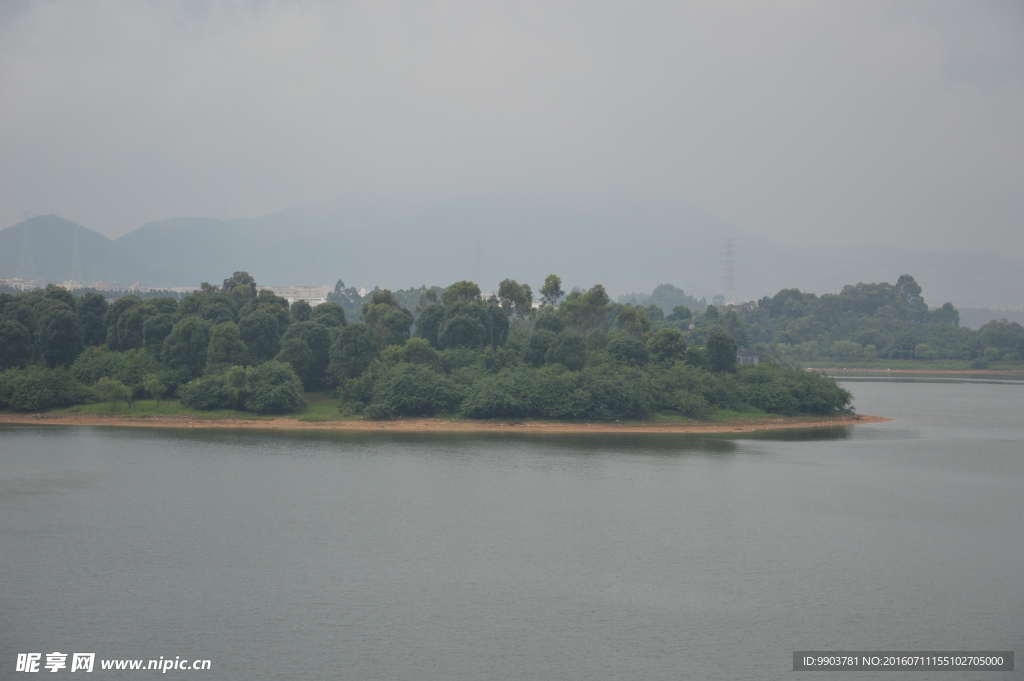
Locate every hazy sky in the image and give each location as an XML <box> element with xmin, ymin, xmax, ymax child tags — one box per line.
<box><xmin>2</xmin><ymin>1</ymin><xmax>1022</xmax><ymax>257</ymax></box>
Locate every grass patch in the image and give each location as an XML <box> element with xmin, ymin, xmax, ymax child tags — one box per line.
<box><xmin>54</xmin><ymin>399</ymin><xmax>271</xmax><ymax>420</ymax></box>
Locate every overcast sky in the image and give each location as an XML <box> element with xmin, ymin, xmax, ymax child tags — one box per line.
<box><xmin>1</xmin><ymin>1</ymin><xmax>1022</xmax><ymax>258</ymax></box>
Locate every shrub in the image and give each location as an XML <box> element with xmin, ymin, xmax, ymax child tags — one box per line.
<box><xmin>70</xmin><ymin>347</ymin><xmax>123</xmax><ymax>384</ymax></box>
<box><xmin>607</xmin><ymin>335</ymin><xmax>649</xmax><ymax>366</ymax></box>
<box><xmin>178</xmin><ymin>375</ymin><xmax>230</xmax><ymax>410</ymax></box>
<box><xmin>245</xmin><ymin>361</ymin><xmax>306</xmax><ymax>414</ymax></box>
<box><xmin>367</xmin><ymin>364</ymin><xmax>461</xmax><ymax>417</ymax></box>
<box><xmin>545</xmin><ymin>331</ymin><xmax>587</xmax><ymax>370</ymax></box>
<box><xmin>94</xmin><ymin>377</ymin><xmax>133</xmax><ymax>409</ymax></box>
<box><xmin>0</xmin><ymin>367</ymin><xmax>92</xmax><ymax>411</ymax></box>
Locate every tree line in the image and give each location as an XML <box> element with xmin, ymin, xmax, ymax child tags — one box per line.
<box><xmin>0</xmin><ymin>271</ymin><xmax>856</xmax><ymax>418</ymax></box>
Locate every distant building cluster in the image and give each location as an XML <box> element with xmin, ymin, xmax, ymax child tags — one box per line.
<box><xmin>0</xmin><ymin>275</ymin><xmax>165</xmax><ymax>294</ymax></box>
<box><xmin>260</xmin><ymin>285</ymin><xmax>331</xmax><ymax>306</ymax></box>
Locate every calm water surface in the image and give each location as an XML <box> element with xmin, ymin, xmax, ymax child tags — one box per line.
<box><xmin>1</xmin><ymin>379</ymin><xmax>1022</xmax><ymax>680</ymax></box>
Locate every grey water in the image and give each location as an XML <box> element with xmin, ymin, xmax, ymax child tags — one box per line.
<box><xmin>1</xmin><ymin>379</ymin><xmax>1022</xmax><ymax>680</ymax></box>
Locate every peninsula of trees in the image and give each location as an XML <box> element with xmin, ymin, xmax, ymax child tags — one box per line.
<box><xmin>7</xmin><ymin>271</ymin><xmax>1014</xmax><ymax>420</ymax></box>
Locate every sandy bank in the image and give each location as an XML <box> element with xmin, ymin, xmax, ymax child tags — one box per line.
<box><xmin>815</xmin><ymin>368</ymin><xmax>1024</xmax><ymax>375</ymax></box>
<box><xmin>0</xmin><ymin>413</ymin><xmax>890</xmax><ymax>434</ymax></box>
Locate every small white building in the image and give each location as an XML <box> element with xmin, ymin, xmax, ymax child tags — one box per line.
<box><xmin>737</xmin><ymin>349</ymin><xmax>760</xmax><ymax>365</ymax></box>
<box><xmin>262</xmin><ymin>285</ymin><xmax>332</xmax><ymax>306</ymax></box>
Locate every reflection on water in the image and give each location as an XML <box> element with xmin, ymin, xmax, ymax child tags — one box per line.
<box><xmin>2</xmin><ymin>379</ymin><xmax>1023</xmax><ymax>681</ymax></box>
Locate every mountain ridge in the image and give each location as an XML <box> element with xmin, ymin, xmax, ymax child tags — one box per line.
<box><xmin>2</xmin><ymin>202</ymin><xmax>1022</xmax><ymax>309</ymax></box>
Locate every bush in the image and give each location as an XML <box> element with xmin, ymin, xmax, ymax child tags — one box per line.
<box><xmin>178</xmin><ymin>375</ymin><xmax>230</xmax><ymax>410</ymax></box>
<box><xmin>94</xmin><ymin>377</ymin><xmax>133</xmax><ymax>408</ymax></box>
<box><xmin>367</xmin><ymin>364</ymin><xmax>461</xmax><ymax>417</ymax></box>
<box><xmin>545</xmin><ymin>331</ymin><xmax>587</xmax><ymax>370</ymax></box>
<box><xmin>461</xmin><ymin>365</ymin><xmax>652</xmax><ymax>421</ymax></box>
<box><xmin>737</xmin><ymin>365</ymin><xmax>851</xmax><ymax>415</ymax></box>
<box><xmin>70</xmin><ymin>347</ymin><xmax>123</xmax><ymax>384</ymax></box>
<box><xmin>0</xmin><ymin>367</ymin><xmax>92</xmax><ymax>411</ymax></box>
<box><xmin>245</xmin><ymin>361</ymin><xmax>306</xmax><ymax>414</ymax></box>
<box><xmin>607</xmin><ymin>335</ymin><xmax>649</xmax><ymax>366</ymax></box>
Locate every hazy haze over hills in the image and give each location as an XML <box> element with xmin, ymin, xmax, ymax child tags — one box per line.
<box><xmin>3</xmin><ymin>202</ymin><xmax>1022</xmax><ymax>310</ymax></box>
<box><xmin>1</xmin><ymin>2</ymin><xmax>1022</xmax><ymax>302</ymax></box>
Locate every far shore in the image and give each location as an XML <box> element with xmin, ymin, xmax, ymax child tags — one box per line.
<box><xmin>814</xmin><ymin>367</ymin><xmax>1024</xmax><ymax>375</ymax></box>
<box><xmin>0</xmin><ymin>412</ymin><xmax>890</xmax><ymax>434</ymax></box>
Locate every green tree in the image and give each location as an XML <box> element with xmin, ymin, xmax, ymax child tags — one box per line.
<box><xmin>497</xmin><ymin>279</ymin><xmax>533</xmax><ymax>321</ymax></box>
<box><xmin>402</xmin><ymin>338</ymin><xmax>439</xmax><ymax>367</ymax></box>
<box><xmin>77</xmin><ymin>292</ymin><xmax>109</xmax><ymax>347</ymax></box>
<box><xmin>113</xmin><ymin>349</ymin><xmax>162</xmax><ymax>397</ymax></box>
<box><xmin>438</xmin><ymin>311</ymin><xmax>487</xmax><ymax>350</ymax></box>
<box><xmin>239</xmin><ymin>290</ymin><xmax>291</xmax><ymax>330</ymax></box>
<box><xmin>441</xmin><ymin>281</ymin><xmax>482</xmax><ymax>306</ymax></box>
<box><xmin>310</xmin><ymin>302</ymin><xmax>346</xmax><ymax>328</ymax></box>
<box><xmin>104</xmin><ymin>295</ymin><xmax>142</xmax><ymax>349</ymax></box>
<box><xmin>39</xmin><ymin>308</ymin><xmax>83</xmax><ymax>368</ymax></box>
<box><xmin>239</xmin><ymin>311</ymin><xmax>283</xmax><ymax>362</ymax></box>
<box><xmin>545</xmin><ymin>331</ymin><xmax>587</xmax><ymax>370</ymax></box>
<box><xmin>290</xmin><ymin>299</ymin><xmax>312</xmax><ymax>322</ymax></box>
<box><xmin>0</xmin><ymin>367</ymin><xmax>91</xmax><ymax>410</ymax></box>
<box><xmin>328</xmin><ymin>323</ymin><xmax>379</xmax><ymax>380</ymax></box>
<box><xmin>142</xmin><ymin>374</ymin><xmax>167</xmax><ymax>406</ymax></box>
<box><xmin>414</xmin><ymin>304</ymin><xmax>446</xmax><ymax>348</ymax></box>
<box><xmin>114</xmin><ymin>305</ymin><xmax>146</xmax><ymax>350</ymax></box>
<box><xmin>930</xmin><ymin>302</ymin><xmax>960</xmax><ymax>326</ymax></box>
<box><xmin>647</xmin><ymin>328</ymin><xmax>687</xmax><ymax>363</ymax></box>
<box><xmin>362</xmin><ymin>291</ymin><xmax>414</xmax><ymax>347</ymax></box>
<box><xmin>539</xmin><ymin>274</ymin><xmax>563</xmax><ymax>307</ymax></box>
<box><xmin>224</xmin><ymin>365</ymin><xmax>251</xmax><ymax>410</ymax></box>
<box><xmin>0</xmin><ymin>319</ymin><xmax>33</xmax><ymax>369</ymax></box>
<box><xmin>280</xmin><ymin>321</ymin><xmax>332</xmax><ymax>388</ymax></box>
<box><xmin>142</xmin><ymin>313</ymin><xmax>176</xmax><ymax>349</ymax></box>
<box><xmin>94</xmin><ymin>376</ymin><xmax>132</xmax><ymax>409</ymax></box>
<box><xmin>522</xmin><ymin>329</ymin><xmax>556</xmax><ymax>367</ymax></box>
<box><xmin>720</xmin><ymin>309</ymin><xmax>748</xmax><ymax>347</ymax></box>
<box><xmin>366</xmin><ymin>364</ymin><xmax>460</xmax><ymax>417</ymax></box>
<box><xmin>607</xmin><ymin>335</ymin><xmax>649</xmax><ymax>366</ymax></box>
<box><xmin>244</xmin><ymin>360</ymin><xmax>306</xmax><ymax>414</ymax></box>
<box><xmin>616</xmin><ymin>304</ymin><xmax>653</xmax><ymax>339</ymax></box>
<box><xmin>705</xmin><ymin>331</ymin><xmax>737</xmax><ymax>373</ymax></box>
<box><xmin>667</xmin><ymin>305</ymin><xmax>692</xmax><ymax>322</ymax></box>
<box><xmin>161</xmin><ymin>317</ymin><xmax>213</xmax><ymax>380</ymax></box>
<box><xmin>558</xmin><ymin>285</ymin><xmax>610</xmax><ymax>331</ymax></box>
<box><xmin>222</xmin><ymin>271</ymin><xmax>257</xmax><ymax>308</ymax></box>
<box><xmin>533</xmin><ymin>308</ymin><xmax>564</xmax><ymax>334</ymax></box>
<box><xmin>275</xmin><ymin>337</ymin><xmax>314</xmax><ymax>389</ymax></box>
<box><xmin>70</xmin><ymin>347</ymin><xmax>123</xmax><ymax>384</ymax></box>
<box><xmin>206</xmin><ymin>322</ymin><xmax>252</xmax><ymax>373</ymax></box>
<box><xmin>198</xmin><ymin>295</ymin><xmax>238</xmax><ymax>325</ymax></box>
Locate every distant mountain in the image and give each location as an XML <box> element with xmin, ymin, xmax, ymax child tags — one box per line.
<box><xmin>3</xmin><ymin>203</ymin><xmax>1023</xmax><ymax>310</ymax></box>
<box><xmin>114</xmin><ymin>199</ymin><xmax>1024</xmax><ymax>309</ymax></box>
<box><xmin>0</xmin><ymin>215</ymin><xmax>178</xmax><ymax>286</ymax></box>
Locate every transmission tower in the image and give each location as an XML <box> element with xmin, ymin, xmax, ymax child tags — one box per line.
<box><xmin>723</xmin><ymin>239</ymin><xmax>735</xmax><ymax>303</ymax></box>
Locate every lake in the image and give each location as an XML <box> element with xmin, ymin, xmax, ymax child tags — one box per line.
<box><xmin>1</xmin><ymin>376</ymin><xmax>1022</xmax><ymax>680</ymax></box>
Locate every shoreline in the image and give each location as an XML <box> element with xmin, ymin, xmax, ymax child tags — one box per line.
<box><xmin>0</xmin><ymin>413</ymin><xmax>891</xmax><ymax>434</ymax></box>
<box><xmin>813</xmin><ymin>367</ymin><xmax>1024</xmax><ymax>375</ymax></box>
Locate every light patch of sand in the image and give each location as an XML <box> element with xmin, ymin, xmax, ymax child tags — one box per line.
<box><xmin>0</xmin><ymin>413</ymin><xmax>890</xmax><ymax>434</ymax></box>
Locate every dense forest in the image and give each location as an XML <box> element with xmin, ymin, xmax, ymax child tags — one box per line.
<box><xmin>0</xmin><ymin>271</ymin><xmax>860</xmax><ymax>419</ymax></box>
<box><xmin>733</xmin><ymin>275</ymin><xmax>1023</xmax><ymax>366</ymax></box>
<box><xmin>4</xmin><ymin>271</ymin><xmax>1019</xmax><ymax>418</ymax></box>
